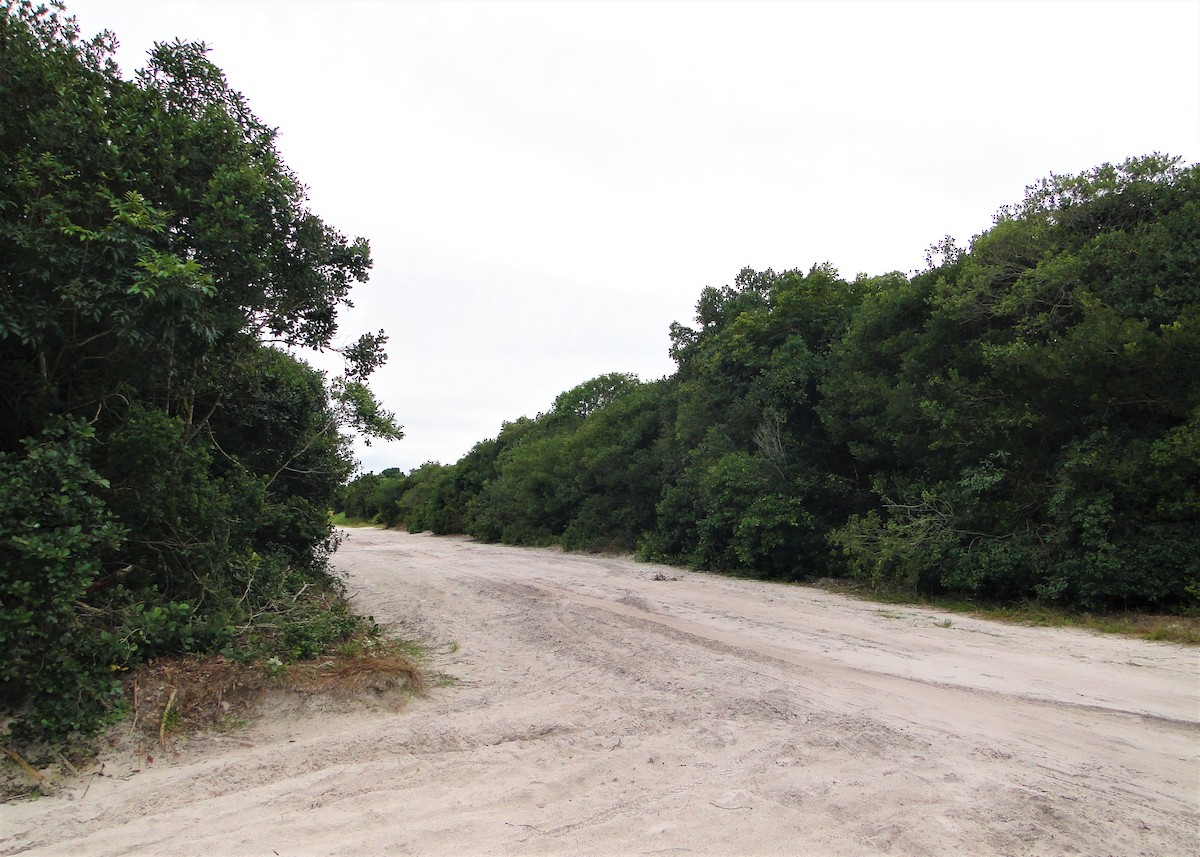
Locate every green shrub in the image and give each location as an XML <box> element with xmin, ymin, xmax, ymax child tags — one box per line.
<box><xmin>0</xmin><ymin>419</ymin><xmax>128</xmax><ymax>743</ymax></box>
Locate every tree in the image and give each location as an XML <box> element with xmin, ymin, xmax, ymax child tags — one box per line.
<box><xmin>827</xmin><ymin>156</ymin><xmax>1199</xmax><ymax>608</ymax></box>
<box><xmin>424</xmin><ymin>157</ymin><xmax>1197</xmax><ymax>611</ymax></box>
<box><xmin>0</xmin><ymin>1</ymin><xmax>401</xmax><ymax>743</ymax></box>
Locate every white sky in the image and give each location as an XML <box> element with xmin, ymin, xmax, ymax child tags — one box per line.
<box><xmin>64</xmin><ymin>0</ymin><xmax>1200</xmax><ymax>474</ymax></box>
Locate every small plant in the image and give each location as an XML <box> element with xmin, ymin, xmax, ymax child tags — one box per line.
<box><xmin>215</xmin><ymin>714</ymin><xmax>247</xmax><ymax>732</ymax></box>
<box><xmin>158</xmin><ymin>688</ymin><xmax>180</xmax><ymax>747</ymax></box>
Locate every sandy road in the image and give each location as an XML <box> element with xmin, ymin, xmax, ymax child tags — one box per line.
<box><xmin>3</xmin><ymin>528</ymin><xmax>1198</xmax><ymax>855</ymax></box>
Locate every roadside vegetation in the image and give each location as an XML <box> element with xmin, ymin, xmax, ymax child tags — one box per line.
<box><xmin>1</xmin><ymin>0</ymin><xmax>414</xmax><ymax>769</ymax></box>
<box><xmin>331</xmin><ymin>512</ymin><xmax>379</xmax><ymax>528</ymax></box>
<box><xmin>818</xmin><ymin>581</ymin><xmax>1200</xmax><ymax>645</ymax></box>
<box><xmin>341</xmin><ymin>154</ymin><xmax>1199</xmax><ymax>625</ymax></box>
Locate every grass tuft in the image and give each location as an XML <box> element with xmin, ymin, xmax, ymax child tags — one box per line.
<box><xmin>283</xmin><ymin>645</ymin><xmax>426</xmax><ymax>697</ymax></box>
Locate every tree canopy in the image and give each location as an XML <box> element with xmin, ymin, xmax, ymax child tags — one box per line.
<box><xmin>350</xmin><ymin>154</ymin><xmax>1198</xmax><ymax>614</ymax></box>
<box><xmin>1</xmin><ymin>1</ymin><xmax>400</xmax><ymax>744</ymax></box>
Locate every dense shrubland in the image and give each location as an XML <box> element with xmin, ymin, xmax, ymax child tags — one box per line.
<box><xmin>1</xmin><ymin>2</ymin><xmax>401</xmax><ymax>746</ymax></box>
<box><xmin>345</xmin><ymin>155</ymin><xmax>1198</xmax><ymax>614</ymax></box>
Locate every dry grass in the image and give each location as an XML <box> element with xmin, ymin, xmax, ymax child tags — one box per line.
<box><xmin>281</xmin><ymin>651</ymin><xmax>426</xmax><ymax>697</ymax></box>
<box><xmin>125</xmin><ymin>655</ymin><xmax>264</xmax><ymax>743</ymax></box>
<box><xmin>125</xmin><ymin>646</ymin><xmax>425</xmax><ymax>747</ymax></box>
<box><xmin>2</xmin><ymin>641</ymin><xmax>425</xmax><ymax>801</ymax></box>
<box><xmin>815</xmin><ymin>579</ymin><xmax>1200</xmax><ymax>645</ymax></box>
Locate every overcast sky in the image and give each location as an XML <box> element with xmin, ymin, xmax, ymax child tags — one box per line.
<box><xmin>65</xmin><ymin>0</ymin><xmax>1200</xmax><ymax>473</ymax></box>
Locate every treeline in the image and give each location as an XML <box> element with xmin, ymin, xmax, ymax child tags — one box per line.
<box><xmin>1</xmin><ymin>3</ymin><xmax>399</xmax><ymax>744</ymax></box>
<box><xmin>342</xmin><ymin>155</ymin><xmax>1198</xmax><ymax>613</ymax></box>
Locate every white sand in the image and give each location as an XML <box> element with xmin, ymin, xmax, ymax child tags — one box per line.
<box><xmin>3</xmin><ymin>528</ymin><xmax>1198</xmax><ymax>855</ymax></box>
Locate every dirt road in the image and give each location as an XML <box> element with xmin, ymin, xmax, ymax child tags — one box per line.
<box><xmin>3</xmin><ymin>528</ymin><xmax>1198</xmax><ymax>855</ymax></box>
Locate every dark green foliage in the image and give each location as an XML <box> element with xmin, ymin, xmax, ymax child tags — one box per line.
<box><xmin>647</xmin><ymin>264</ymin><xmax>873</xmax><ymax>577</ymax></box>
<box><xmin>825</xmin><ymin>156</ymin><xmax>1199</xmax><ymax>609</ymax></box>
<box><xmin>406</xmin><ymin>155</ymin><xmax>1197</xmax><ymax>612</ymax></box>
<box><xmin>558</xmin><ymin>380</ymin><xmax>670</xmax><ymax>551</ymax></box>
<box><xmin>0</xmin><ymin>2</ymin><xmax>400</xmax><ymax>745</ymax></box>
<box><xmin>0</xmin><ymin>419</ymin><xmax>127</xmax><ymax>742</ymax></box>
<box><xmin>825</xmin><ymin>154</ymin><xmax>1200</xmax><ymax>607</ymax></box>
